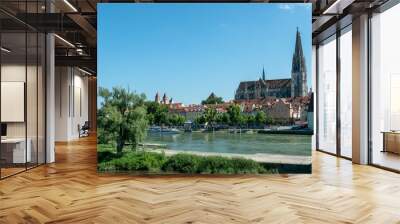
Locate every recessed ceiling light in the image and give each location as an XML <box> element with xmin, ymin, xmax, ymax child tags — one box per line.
<box><xmin>322</xmin><ymin>0</ymin><xmax>354</xmax><ymax>15</ymax></box>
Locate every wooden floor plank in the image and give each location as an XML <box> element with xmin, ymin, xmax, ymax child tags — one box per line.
<box><xmin>0</xmin><ymin>135</ymin><xmax>400</xmax><ymax>223</ymax></box>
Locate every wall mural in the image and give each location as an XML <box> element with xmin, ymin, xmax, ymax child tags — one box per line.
<box><xmin>97</xmin><ymin>3</ymin><xmax>313</xmax><ymax>174</ymax></box>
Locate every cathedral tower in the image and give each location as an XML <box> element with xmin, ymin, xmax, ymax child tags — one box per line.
<box><xmin>291</xmin><ymin>28</ymin><xmax>308</xmax><ymax>97</ymax></box>
<box><xmin>262</xmin><ymin>67</ymin><xmax>266</xmax><ymax>81</ymax></box>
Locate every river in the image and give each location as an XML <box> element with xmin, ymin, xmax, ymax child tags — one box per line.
<box><xmin>145</xmin><ymin>131</ymin><xmax>311</xmax><ymax>157</ymax></box>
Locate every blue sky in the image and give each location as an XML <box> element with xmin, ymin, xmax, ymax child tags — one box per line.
<box><xmin>98</xmin><ymin>3</ymin><xmax>312</xmax><ymax>105</ymax></box>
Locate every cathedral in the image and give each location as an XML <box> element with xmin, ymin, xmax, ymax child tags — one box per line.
<box><xmin>235</xmin><ymin>29</ymin><xmax>308</xmax><ymax>100</ymax></box>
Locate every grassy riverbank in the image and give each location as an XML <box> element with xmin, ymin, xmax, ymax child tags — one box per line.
<box><xmin>98</xmin><ymin>144</ymin><xmax>277</xmax><ymax>174</ymax></box>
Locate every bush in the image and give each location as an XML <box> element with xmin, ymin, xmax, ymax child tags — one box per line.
<box><xmin>98</xmin><ymin>151</ymin><xmax>167</xmax><ymax>172</ymax></box>
<box><xmin>162</xmin><ymin>154</ymin><xmax>202</xmax><ymax>173</ymax></box>
<box><xmin>97</xmin><ymin>150</ymin><xmax>275</xmax><ymax>174</ymax></box>
<box><xmin>97</xmin><ymin>144</ymin><xmax>119</xmax><ymax>163</ymax></box>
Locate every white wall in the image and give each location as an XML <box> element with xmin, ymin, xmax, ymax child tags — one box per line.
<box><xmin>1</xmin><ymin>63</ymin><xmax>46</xmax><ymax>164</ymax></box>
<box><xmin>55</xmin><ymin>67</ymin><xmax>89</xmax><ymax>141</ymax></box>
<box><xmin>1</xmin><ymin>65</ymin><xmax>37</xmax><ymax>137</ymax></box>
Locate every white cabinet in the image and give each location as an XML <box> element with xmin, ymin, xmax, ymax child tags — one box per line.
<box><xmin>1</xmin><ymin>138</ymin><xmax>32</xmax><ymax>163</ymax></box>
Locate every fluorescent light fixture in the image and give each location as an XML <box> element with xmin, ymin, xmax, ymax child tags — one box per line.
<box><xmin>1</xmin><ymin>47</ymin><xmax>11</xmax><ymax>53</ymax></box>
<box><xmin>54</xmin><ymin>34</ymin><xmax>75</xmax><ymax>48</ymax></box>
<box><xmin>63</xmin><ymin>0</ymin><xmax>78</xmax><ymax>12</ymax></box>
<box><xmin>323</xmin><ymin>0</ymin><xmax>341</xmax><ymax>14</ymax></box>
<box><xmin>78</xmin><ymin>67</ymin><xmax>93</xmax><ymax>76</ymax></box>
<box><xmin>323</xmin><ymin>0</ymin><xmax>355</xmax><ymax>15</ymax></box>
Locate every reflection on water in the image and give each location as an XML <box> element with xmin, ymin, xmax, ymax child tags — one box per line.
<box><xmin>145</xmin><ymin>132</ymin><xmax>311</xmax><ymax>156</ymax></box>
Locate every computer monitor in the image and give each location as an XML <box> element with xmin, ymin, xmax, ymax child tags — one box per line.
<box><xmin>1</xmin><ymin>123</ymin><xmax>7</xmax><ymax>137</ymax></box>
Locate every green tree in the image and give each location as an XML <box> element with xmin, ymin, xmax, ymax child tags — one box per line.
<box><xmin>146</xmin><ymin>113</ymin><xmax>155</xmax><ymax>125</ymax></box>
<box><xmin>216</xmin><ymin>112</ymin><xmax>230</xmax><ymax>125</ymax></box>
<box><xmin>238</xmin><ymin>114</ymin><xmax>246</xmax><ymax>128</ymax></box>
<box><xmin>175</xmin><ymin>114</ymin><xmax>186</xmax><ymax>126</ymax></box>
<box><xmin>227</xmin><ymin>104</ymin><xmax>241</xmax><ymax>127</ymax></box>
<box><xmin>98</xmin><ymin>86</ymin><xmax>148</xmax><ymax>155</ymax></box>
<box><xmin>145</xmin><ymin>101</ymin><xmax>159</xmax><ymax>115</ymax></box>
<box><xmin>168</xmin><ymin>114</ymin><xmax>186</xmax><ymax>126</ymax></box>
<box><xmin>246</xmin><ymin>114</ymin><xmax>256</xmax><ymax>128</ymax></box>
<box><xmin>204</xmin><ymin>107</ymin><xmax>217</xmax><ymax>130</ymax></box>
<box><xmin>266</xmin><ymin>115</ymin><xmax>275</xmax><ymax>125</ymax></box>
<box><xmin>255</xmin><ymin>111</ymin><xmax>267</xmax><ymax>127</ymax></box>
<box><xmin>194</xmin><ymin>115</ymin><xmax>206</xmax><ymax>126</ymax></box>
<box><xmin>201</xmin><ymin>92</ymin><xmax>224</xmax><ymax>105</ymax></box>
<box><xmin>220</xmin><ymin>112</ymin><xmax>230</xmax><ymax>124</ymax></box>
<box><xmin>158</xmin><ymin>109</ymin><xmax>169</xmax><ymax>126</ymax></box>
<box><xmin>145</xmin><ymin>101</ymin><xmax>169</xmax><ymax>126</ymax></box>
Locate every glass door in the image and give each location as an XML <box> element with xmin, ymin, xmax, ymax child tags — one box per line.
<box><xmin>1</xmin><ymin>30</ymin><xmax>28</xmax><ymax>178</ymax></box>
<box><xmin>0</xmin><ymin>1</ymin><xmax>46</xmax><ymax>179</ymax></box>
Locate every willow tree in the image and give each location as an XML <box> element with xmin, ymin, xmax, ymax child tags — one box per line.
<box><xmin>98</xmin><ymin>86</ymin><xmax>148</xmax><ymax>155</ymax></box>
<box><xmin>204</xmin><ymin>107</ymin><xmax>217</xmax><ymax>131</ymax></box>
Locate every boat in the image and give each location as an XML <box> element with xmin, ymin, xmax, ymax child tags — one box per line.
<box><xmin>164</xmin><ymin>128</ymin><xmax>181</xmax><ymax>134</ymax></box>
<box><xmin>148</xmin><ymin>126</ymin><xmax>181</xmax><ymax>134</ymax></box>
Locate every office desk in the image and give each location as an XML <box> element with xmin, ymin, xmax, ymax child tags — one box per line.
<box><xmin>382</xmin><ymin>131</ymin><xmax>400</xmax><ymax>154</ymax></box>
<box><xmin>1</xmin><ymin>138</ymin><xmax>31</xmax><ymax>163</ymax></box>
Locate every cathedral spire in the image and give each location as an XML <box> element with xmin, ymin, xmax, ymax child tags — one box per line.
<box><xmin>291</xmin><ymin>28</ymin><xmax>308</xmax><ymax>97</ymax></box>
<box><xmin>155</xmin><ymin>92</ymin><xmax>160</xmax><ymax>103</ymax></box>
<box><xmin>293</xmin><ymin>28</ymin><xmax>304</xmax><ymax>72</ymax></box>
<box><xmin>262</xmin><ymin>66</ymin><xmax>266</xmax><ymax>81</ymax></box>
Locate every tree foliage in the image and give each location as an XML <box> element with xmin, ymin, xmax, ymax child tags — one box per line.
<box><xmin>194</xmin><ymin>115</ymin><xmax>206</xmax><ymax>126</ymax></box>
<box><xmin>204</xmin><ymin>107</ymin><xmax>217</xmax><ymax>129</ymax></box>
<box><xmin>255</xmin><ymin>111</ymin><xmax>267</xmax><ymax>126</ymax></box>
<box><xmin>144</xmin><ymin>101</ymin><xmax>169</xmax><ymax>126</ymax></box>
<box><xmin>97</xmin><ymin>86</ymin><xmax>148</xmax><ymax>154</ymax></box>
<box><xmin>201</xmin><ymin>92</ymin><xmax>224</xmax><ymax>105</ymax></box>
<box><xmin>227</xmin><ymin>104</ymin><xmax>242</xmax><ymax>126</ymax></box>
<box><xmin>167</xmin><ymin>114</ymin><xmax>186</xmax><ymax>126</ymax></box>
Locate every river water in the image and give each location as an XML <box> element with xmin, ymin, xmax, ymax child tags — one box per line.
<box><xmin>145</xmin><ymin>132</ymin><xmax>311</xmax><ymax>156</ymax></box>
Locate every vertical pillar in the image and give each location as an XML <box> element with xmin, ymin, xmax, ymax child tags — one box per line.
<box><xmin>88</xmin><ymin>77</ymin><xmax>97</xmax><ymax>132</ymax></box>
<box><xmin>312</xmin><ymin>45</ymin><xmax>317</xmax><ymax>150</ymax></box>
<box><xmin>352</xmin><ymin>14</ymin><xmax>369</xmax><ymax>164</ymax></box>
<box><xmin>46</xmin><ymin>1</ymin><xmax>55</xmax><ymax>163</ymax></box>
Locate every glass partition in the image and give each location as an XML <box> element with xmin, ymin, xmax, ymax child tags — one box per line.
<box><xmin>370</xmin><ymin>3</ymin><xmax>400</xmax><ymax>171</ymax></box>
<box><xmin>38</xmin><ymin>32</ymin><xmax>45</xmax><ymax>165</ymax></box>
<box><xmin>339</xmin><ymin>27</ymin><xmax>352</xmax><ymax>158</ymax></box>
<box><xmin>27</xmin><ymin>31</ymin><xmax>38</xmax><ymax>169</ymax></box>
<box><xmin>0</xmin><ymin>2</ymin><xmax>46</xmax><ymax>179</ymax></box>
<box><xmin>317</xmin><ymin>35</ymin><xmax>337</xmax><ymax>154</ymax></box>
<box><xmin>0</xmin><ymin>31</ymin><xmax>28</xmax><ymax>177</ymax></box>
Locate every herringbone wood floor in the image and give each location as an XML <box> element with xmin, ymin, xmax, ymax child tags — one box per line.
<box><xmin>1</xmin><ymin>136</ymin><xmax>400</xmax><ymax>224</ymax></box>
